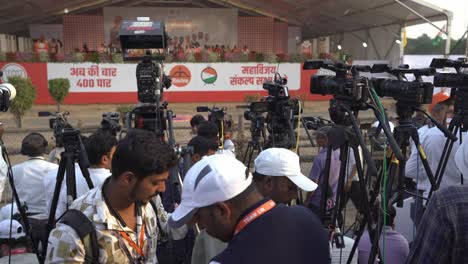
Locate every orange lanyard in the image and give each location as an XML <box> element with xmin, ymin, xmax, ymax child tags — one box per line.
<box><xmin>118</xmin><ymin>221</ymin><xmax>146</xmax><ymax>258</ymax></box>
<box><xmin>234</xmin><ymin>200</ymin><xmax>276</xmax><ymax>236</ymax></box>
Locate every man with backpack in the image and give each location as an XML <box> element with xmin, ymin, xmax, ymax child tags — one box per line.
<box><xmin>45</xmin><ymin>129</ymin><xmax>187</xmax><ymax>263</ymax></box>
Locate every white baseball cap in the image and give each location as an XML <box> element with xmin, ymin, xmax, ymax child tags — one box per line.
<box><xmin>0</xmin><ymin>219</ymin><xmax>26</xmax><ymax>239</ymax></box>
<box><xmin>0</xmin><ymin>203</ymin><xmax>18</xmax><ymax>221</ymax></box>
<box><xmin>455</xmin><ymin>140</ymin><xmax>468</xmax><ymax>173</ymax></box>
<box><xmin>169</xmin><ymin>154</ymin><xmax>252</xmax><ymax>228</ymax></box>
<box><xmin>254</xmin><ymin>148</ymin><xmax>318</xmax><ymax>192</ymax></box>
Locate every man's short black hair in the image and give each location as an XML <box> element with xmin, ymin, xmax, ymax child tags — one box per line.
<box><xmin>190</xmin><ymin>114</ymin><xmax>206</xmax><ymax>128</ymax></box>
<box><xmin>84</xmin><ymin>132</ymin><xmax>118</xmax><ymax>166</ymax></box>
<box><xmin>188</xmin><ymin>136</ymin><xmax>218</xmax><ymax>156</ymax></box>
<box><xmin>111</xmin><ymin>129</ymin><xmax>178</xmax><ymax>179</ymax></box>
<box><xmin>20</xmin><ymin>133</ymin><xmax>47</xmax><ymax>157</ymax></box>
<box><xmin>197</xmin><ymin>121</ymin><xmax>218</xmax><ymax>139</ymax></box>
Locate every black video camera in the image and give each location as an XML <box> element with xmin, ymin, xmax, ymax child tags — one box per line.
<box><xmin>430</xmin><ymin>58</ymin><xmax>468</xmax><ymax>87</ymax></box>
<box><xmin>120</xmin><ymin>18</ymin><xmax>171</xmax><ymax>104</ymax></box>
<box><xmin>100</xmin><ymin>112</ymin><xmax>121</xmax><ymax>136</ymax></box>
<box><xmin>303</xmin><ymin>60</ymin><xmax>371</xmax><ymax>108</ymax></box>
<box><xmin>244</xmin><ymin>73</ymin><xmax>301</xmax><ymax>149</ymax></box>
<box><xmin>38</xmin><ymin>111</ymin><xmax>71</xmax><ymax>147</ymax></box>
<box><xmin>430</xmin><ymin>57</ymin><xmax>468</xmax><ymax>131</ymax></box>
<box><xmin>197</xmin><ymin>106</ymin><xmax>227</xmax><ymax>124</ymax></box>
<box><xmin>370</xmin><ymin>64</ymin><xmax>434</xmax><ymax>105</ymax></box>
<box><xmin>197</xmin><ymin>106</ymin><xmax>232</xmax><ymax>145</ymax></box>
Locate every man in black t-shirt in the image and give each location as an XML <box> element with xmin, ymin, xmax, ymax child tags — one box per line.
<box><xmin>169</xmin><ymin>155</ymin><xmax>330</xmax><ymax>264</ymax></box>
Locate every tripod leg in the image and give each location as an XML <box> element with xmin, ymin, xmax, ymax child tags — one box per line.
<box><xmin>429</xmin><ymin>126</ymin><xmax>459</xmax><ymax>200</ymax></box>
<box><xmin>301</xmin><ymin>118</ymin><xmax>316</xmax><ymax>147</ymax></box>
<box><xmin>77</xmin><ymin>158</ymin><xmax>93</xmax><ymax>190</ymax></box>
<box><xmin>331</xmin><ymin>144</ymin><xmax>349</xmax><ymax>229</ymax></box>
<box><xmin>347</xmin><ymin>146</ymin><xmax>380</xmax><ymax>264</ymax></box>
<box><xmin>3</xmin><ymin>149</ymin><xmax>42</xmax><ymax>263</ymax></box>
<box><xmin>44</xmin><ymin>156</ymin><xmax>68</xmax><ymax>260</ymax></box>
<box><xmin>65</xmin><ymin>153</ymin><xmax>77</xmax><ymax>204</ymax></box>
<box><xmin>460</xmin><ymin>131</ymin><xmax>464</xmax><ymax>185</ymax></box>
<box><xmin>433</xmin><ymin>124</ymin><xmax>457</xmax><ymax>188</ymax></box>
<box><xmin>319</xmin><ymin>146</ymin><xmax>333</xmax><ymax>222</ymax></box>
<box><xmin>242</xmin><ymin>142</ymin><xmax>251</xmax><ymax>165</ymax></box>
<box><xmin>410</xmin><ymin>133</ymin><xmax>436</xmax><ymax>190</ymax></box>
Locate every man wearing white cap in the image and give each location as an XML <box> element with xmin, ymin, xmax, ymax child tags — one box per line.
<box><xmin>169</xmin><ymin>155</ymin><xmax>329</xmax><ymax>264</ymax></box>
<box><xmin>253</xmin><ymin>148</ymin><xmax>318</xmax><ymax>204</ymax></box>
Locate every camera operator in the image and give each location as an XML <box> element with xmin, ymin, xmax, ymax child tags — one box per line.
<box><xmin>358</xmin><ymin>205</ymin><xmax>409</xmax><ymax>264</ymax></box>
<box><xmin>197</xmin><ymin>121</ymin><xmax>236</xmax><ymax>158</ymax></box>
<box><xmin>406</xmin><ymin>140</ymin><xmax>468</xmax><ymax>264</ymax></box>
<box><xmin>252</xmin><ymin>148</ymin><xmax>318</xmax><ymax>204</ymax></box>
<box><xmin>43</xmin><ymin>132</ymin><xmax>117</xmax><ymax>218</ymax></box>
<box><xmin>47</xmin><ymin>129</ymin><xmax>187</xmax><ymax>263</ymax></box>
<box><xmin>169</xmin><ymin>155</ymin><xmax>330</xmax><ymax>264</ymax></box>
<box><xmin>305</xmin><ymin>126</ymin><xmax>358</xmax><ymax>216</ymax></box>
<box><xmin>405</xmin><ymin>92</ymin><xmax>452</xmax><ymax>183</ymax></box>
<box><xmin>12</xmin><ymin>133</ymin><xmax>58</xmax><ymax>218</ymax></box>
<box><xmin>405</xmin><ymin>92</ymin><xmax>467</xmax><ymax>227</ymax></box>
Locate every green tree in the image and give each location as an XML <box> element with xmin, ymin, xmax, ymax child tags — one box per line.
<box><xmin>405</xmin><ymin>33</ymin><xmax>467</xmax><ymax>55</ymax></box>
<box><xmin>48</xmin><ymin>78</ymin><xmax>70</xmax><ymax>112</ymax></box>
<box><xmin>8</xmin><ymin>76</ymin><xmax>36</xmax><ymax>128</ymax></box>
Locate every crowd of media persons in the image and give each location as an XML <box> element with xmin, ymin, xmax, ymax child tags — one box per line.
<box><xmin>0</xmin><ymin>92</ymin><xmax>466</xmax><ymax>264</ymax></box>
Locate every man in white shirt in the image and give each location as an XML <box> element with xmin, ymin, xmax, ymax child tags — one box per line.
<box><xmin>406</xmin><ymin>93</ymin><xmax>451</xmax><ymax>185</ymax></box>
<box><xmin>406</xmin><ymin>93</ymin><xmax>462</xmax><ymax>198</ymax></box>
<box><xmin>12</xmin><ymin>133</ymin><xmax>58</xmax><ymax>217</ymax></box>
<box><xmin>44</xmin><ymin>132</ymin><xmax>117</xmax><ymax>219</ymax></box>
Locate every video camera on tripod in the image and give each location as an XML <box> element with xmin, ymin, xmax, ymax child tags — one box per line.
<box><xmin>120</xmin><ymin>18</ymin><xmax>173</xmax><ymax>138</ymax></box>
<box><xmin>0</xmin><ymin>71</ymin><xmax>16</xmax><ymax>112</ymax></box>
<box><xmin>196</xmin><ymin>106</ymin><xmax>231</xmax><ymax>146</ymax></box>
<box><xmin>244</xmin><ymin>73</ymin><xmax>301</xmax><ymax>149</ymax></box>
<box><xmin>100</xmin><ymin>112</ymin><xmax>121</xmax><ymax>136</ymax></box>
<box><xmin>304</xmin><ymin>60</ymin><xmax>371</xmax><ymax>111</ymax></box>
<box><xmin>38</xmin><ymin>111</ymin><xmax>71</xmax><ymax>147</ymax></box>
<box><xmin>370</xmin><ymin>64</ymin><xmax>434</xmax><ymax>106</ymax></box>
<box><xmin>430</xmin><ymin>57</ymin><xmax>468</xmax><ymax>131</ymax></box>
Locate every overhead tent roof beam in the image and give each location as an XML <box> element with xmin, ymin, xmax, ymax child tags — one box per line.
<box><xmin>394</xmin><ymin>0</ymin><xmax>450</xmax><ymax>35</ymax></box>
<box><xmin>205</xmin><ymin>0</ymin><xmax>303</xmax><ymax>26</ymax></box>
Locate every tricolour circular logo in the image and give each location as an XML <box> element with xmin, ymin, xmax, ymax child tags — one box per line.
<box><xmin>1</xmin><ymin>63</ymin><xmax>28</xmax><ymax>83</ymax></box>
<box><xmin>201</xmin><ymin>67</ymin><xmax>217</xmax><ymax>84</ymax></box>
<box><xmin>169</xmin><ymin>65</ymin><xmax>191</xmax><ymax>87</ymax></box>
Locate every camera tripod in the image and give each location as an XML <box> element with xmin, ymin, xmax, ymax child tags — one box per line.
<box><xmin>314</xmin><ymin>99</ymin><xmax>387</xmax><ymax>264</ymax></box>
<box><xmin>364</xmin><ymin>99</ymin><xmax>457</xmax><ymax>263</ymax></box>
<box><xmin>42</xmin><ymin>129</ymin><xmax>93</xmax><ymax>262</ymax></box>
<box><xmin>243</xmin><ymin>114</ymin><xmax>266</xmax><ymax>168</ymax></box>
<box><xmin>312</xmin><ymin>94</ymin><xmax>407</xmax><ymax>264</ymax></box>
<box><xmin>428</xmin><ymin>88</ymin><xmax>467</xmax><ymax>201</ymax></box>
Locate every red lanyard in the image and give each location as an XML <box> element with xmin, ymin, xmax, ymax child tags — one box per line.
<box><xmin>118</xmin><ymin>221</ymin><xmax>146</xmax><ymax>259</ymax></box>
<box><xmin>234</xmin><ymin>200</ymin><xmax>276</xmax><ymax>235</ymax></box>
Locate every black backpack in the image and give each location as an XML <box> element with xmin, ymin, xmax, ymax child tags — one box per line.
<box><xmin>59</xmin><ymin>209</ymin><xmax>99</xmax><ymax>264</ymax></box>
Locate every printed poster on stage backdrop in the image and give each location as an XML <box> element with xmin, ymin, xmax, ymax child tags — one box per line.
<box><xmin>47</xmin><ymin>63</ymin><xmax>301</xmax><ymax>93</ymax></box>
